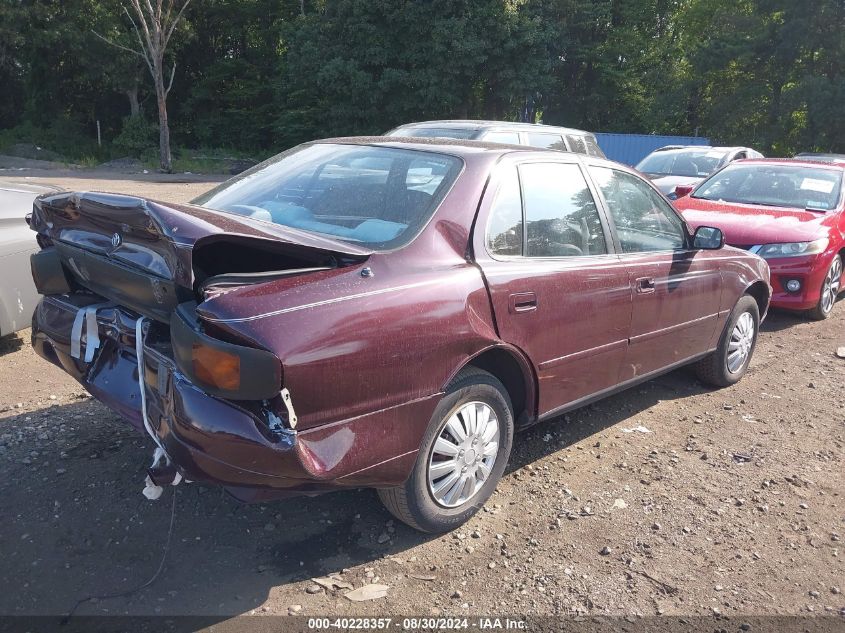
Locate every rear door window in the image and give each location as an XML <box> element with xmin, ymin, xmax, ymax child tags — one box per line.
<box><xmin>519</xmin><ymin>163</ymin><xmax>608</xmax><ymax>257</ymax></box>
<box><xmin>584</xmin><ymin>136</ymin><xmax>605</xmax><ymax>158</ymax></box>
<box><xmin>482</xmin><ymin>131</ymin><xmax>521</xmax><ymax>145</ymax></box>
<box><xmin>566</xmin><ymin>135</ymin><xmax>588</xmax><ymax>154</ymax></box>
<box><xmin>525</xmin><ymin>133</ymin><xmax>567</xmax><ymax>151</ymax></box>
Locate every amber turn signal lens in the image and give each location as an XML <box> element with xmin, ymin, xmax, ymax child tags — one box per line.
<box><xmin>192</xmin><ymin>343</ymin><xmax>241</xmax><ymax>391</ymax></box>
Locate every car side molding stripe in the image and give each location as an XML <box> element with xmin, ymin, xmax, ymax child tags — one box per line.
<box><xmin>201</xmin><ymin>279</ymin><xmax>445</xmax><ymax>323</ymax></box>
<box><xmin>539</xmin><ymin>338</ymin><xmax>628</xmax><ymax>370</ymax></box>
<box><xmin>629</xmin><ymin>312</ymin><xmax>718</xmax><ymax>344</ymax></box>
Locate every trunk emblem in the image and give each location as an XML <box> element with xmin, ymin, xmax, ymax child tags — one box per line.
<box><xmin>111</xmin><ymin>232</ymin><xmax>122</xmax><ymax>248</ymax></box>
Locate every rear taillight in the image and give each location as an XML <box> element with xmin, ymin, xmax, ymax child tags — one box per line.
<box><xmin>192</xmin><ymin>343</ymin><xmax>241</xmax><ymax>391</ymax></box>
<box><xmin>171</xmin><ymin>303</ymin><xmax>281</xmax><ymax>400</ymax></box>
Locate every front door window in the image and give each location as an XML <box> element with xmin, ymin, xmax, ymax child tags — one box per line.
<box><xmin>590</xmin><ymin>167</ymin><xmax>687</xmax><ymax>252</ymax></box>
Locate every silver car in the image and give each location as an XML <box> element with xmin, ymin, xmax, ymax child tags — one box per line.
<box><xmin>386</xmin><ymin>120</ymin><xmax>606</xmax><ymax>158</ymax></box>
<box><xmin>636</xmin><ymin>145</ymin><xmax>764</xmax><ymax>198</ymax></box>
<box><xmin>0</xmin><ymin>183</ymin><xmax>61</xmax><ymax>336</ymax></box>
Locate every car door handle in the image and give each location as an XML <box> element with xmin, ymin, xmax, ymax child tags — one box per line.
<box><xmin>509</xmin><ymin>292</ymin><xmax>538</xmax><ymax>313</ymax></box>
<box><xmin>635</xmin><ymin>277</ymin><xmax>656</xmax><ymax>294</ymax></box>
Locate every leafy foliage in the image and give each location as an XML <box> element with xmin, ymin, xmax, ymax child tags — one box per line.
<box><xmin>112</xmin><ymin>115</ymin><xmax>158</xmax><ymax>156</ymax></box>
<box><xmin>1</xmin><ymin>0</ymin><xmax>842</xmax><ymax>161</ymax></box>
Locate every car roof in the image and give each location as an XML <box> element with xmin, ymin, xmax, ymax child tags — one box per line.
<box><xmin>653</xmin><ymin>145</ymin><xmax>747</xmax><ymax>153</ymax></box>
<box><xmin>391</xmin><ymin>120</ymin><xmax>596</xmax><ymax>136</ymax></box>
<box><xmin>311</xmin><ymin>136</ymin><xmax>635</xmax><ymax>173</ymax></box>
<box><xmin>794</xmin><ymin>153</ymin><xmax>845</xmax><ymax>164</ymax></box>
<box><xmin>314</xmin><ymin>135</ymin><xmax>535</xmax><ymax>156</ymax></box>
<box><xmin>730</xmin><ymin>157</ymin><xmax>845</xmax><ymax>170</ymax></box>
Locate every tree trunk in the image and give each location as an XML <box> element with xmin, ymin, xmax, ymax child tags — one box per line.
<box><xmin>154</xmin><ymin>64</ymin><xmax>172</xmax><ymax>172</ymax></box>
<box><xmin>764</xmin><ymin>78</ymin><xmax>783</xmax><ymax>154</ymax></box>
<box><xmin>126</xmin><ymin>85</ymin><xmax>140</xmax><ymax>117</ymax></box>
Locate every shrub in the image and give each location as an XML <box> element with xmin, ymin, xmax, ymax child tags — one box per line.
<box><xmin>112</xmin><ymin>116</ymin><xmax>158</xmax><ymax>158</ymax></box>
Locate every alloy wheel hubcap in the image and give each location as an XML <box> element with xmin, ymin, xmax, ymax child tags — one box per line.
<box><xmin>428</xmin><ymin>401</ymin><xmax>500</xmax><ymax>508</ymax></box>
<box><xmin>820</xmin><ymin>258</ymin><xmax>842</xmax><ymax>315</ymax></box>
<box><xmin>727</xmin><ymin>312</ymin><xmax>755</xmax><ymax>374</ymax></box>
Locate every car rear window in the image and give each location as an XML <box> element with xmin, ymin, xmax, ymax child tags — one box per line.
<box><xmin>194</xmin><ymin>144</ymin><xmax>463</xmax><ymax>250</ymax></box>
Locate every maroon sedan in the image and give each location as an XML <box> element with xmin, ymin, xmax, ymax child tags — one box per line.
<box><xmin>675</xmin><ymin>158</ymin><xmax>844</xmax><ymax>320</ymax></box>
<box><xmin>28</xmin><ymin>138</ymin><xmax>770</xmax><ymax>532</ymax></box>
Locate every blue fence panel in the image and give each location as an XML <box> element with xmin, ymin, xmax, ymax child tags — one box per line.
<box><xmin>595</xmin><ymin>133</ymin><xmax>710</xmax><ymax>166</ymax></box>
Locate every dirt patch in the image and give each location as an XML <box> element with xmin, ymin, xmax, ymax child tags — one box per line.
<box><xmin>0</xmin><ymin>171</ymin><xmax>224</xmax><ymax>203</ymax></box>
<box><xmin>0</xmin><ymin>178</ymin><xmax>843</xmax><ymax>621</ymax></box>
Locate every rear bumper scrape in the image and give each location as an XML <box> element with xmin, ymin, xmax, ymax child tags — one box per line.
<box><xmin>31</xmin><ymin>295</ymin><xmax>435</xmax><ymax>495</ymax></box>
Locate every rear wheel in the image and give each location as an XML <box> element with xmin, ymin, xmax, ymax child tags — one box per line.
<box><xmin>378</xmin><ymin>367</ymin><xmax>514</xmax><ymax>533</ymax></box>
<box><xmin>695</xmin><ymin>295</ymin><xmax>759</xmax><ymax>387</ymax></box>
<box><xmin>807</xmin><ymin>255</ymin><xmax>841</xmax><ymax>321</ymax></box>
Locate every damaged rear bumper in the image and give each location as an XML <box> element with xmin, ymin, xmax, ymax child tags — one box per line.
<box><xmin>31</xmin><ymin>295</ymin><xmax>429</xmax><ymax>499</ymax></box>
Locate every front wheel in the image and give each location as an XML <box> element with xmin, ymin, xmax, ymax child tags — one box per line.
<box><xmin>695</xmin><ymin>295</ymin><xmax>760</xmax><ymax>387</ymax></box>
<box><xmin>378</xmin><ymin>367</ymin><xmax>514</xmax><ymax>533</ymax></box>
<box><xmin>807</xmin><ymin>255</ymin><xmax>842</xmax><ymax>321</ymax></box>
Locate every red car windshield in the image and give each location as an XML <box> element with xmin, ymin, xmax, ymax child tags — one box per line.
<box><xmin>194</xmin><ymin>143</ymin><xmax>462</xmax><ymax>250</ymax></box>
<box><xmin>692</xmin><ymin>163</ymin><xmax>843</xmax><ymax>211</ymax></box>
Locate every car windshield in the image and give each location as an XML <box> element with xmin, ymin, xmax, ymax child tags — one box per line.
<box><xmin>637</xmin><ymin>149</ymin><xmax>728</xmax><ymax>177</ymax></box>
<box><xmin>389</xmin><ymin>126</ymin><xmax>480</xmax><ymax>140</ymax></box>
<box><xmin>692</xmin><ymin>163</ymin><xmax>843</xmax><ymax>211</ymax></box>
<box><xmin>193</xmin><ymin>143</ymin><xmax>463</xmax><ymax>250</ymax></box>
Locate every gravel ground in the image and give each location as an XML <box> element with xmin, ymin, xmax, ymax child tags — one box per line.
<box><xmin>0</xmin><ymin>176</ymin><xmax>843</xmax><ymax>623</ymax></box>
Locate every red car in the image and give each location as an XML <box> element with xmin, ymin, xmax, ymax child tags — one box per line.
<box><xmin>28</xmin><ymin>138</ymin><xmax>770</xmax><ymax>532</ymax></box>
<box><xmin>674</xmin><ymin>158</ymin><xmax>844</xmax><ymax>320</ymax></box>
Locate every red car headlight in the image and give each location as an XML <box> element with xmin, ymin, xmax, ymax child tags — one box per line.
<box><xmin>756</xmin><ymin>238</ymin><xmax>829</xmax><ymax>259</ymax></box>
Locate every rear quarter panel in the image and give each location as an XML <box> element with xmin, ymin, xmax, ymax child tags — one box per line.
<box><xmin>195</xmin><ymin>152</ymin><xmax>504</xmax><ymax>432</ymax></box>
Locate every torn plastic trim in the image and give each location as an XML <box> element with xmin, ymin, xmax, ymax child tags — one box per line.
<box><xmin>199</xmin><ymin>266</ymin><xmax>334</xmax><ymax>293</ymax></box>
<box><xmin>136</xmin><ymin>318</ymin><xmax>184</xmax><ymax>500</ymax></box>
<box><xmin>143</xmin><ymin>447</ymin><xmax>184</xmax><ymax>500</ymax></box>
<box><xmin>281</xmin><ymin>388</ymin><xmax>298</xmax><ymax>430</ymax></box>
<box><xmin>135</xmin><ymin>317</ymin><xmax>166</xmax><ymax>454</ymax></box>
<box><xmin>70</xmin><ymin>301</ymin><xmax>114</xmax><ymax>362</ymax></box>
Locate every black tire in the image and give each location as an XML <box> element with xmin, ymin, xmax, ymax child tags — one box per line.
<box><xmin>695</xmin><ymin>295</ymin><xmax>760</xmax><ymax>387</ymax></box>
<box><xmin>377</xmin><ymin>367</ymin><xmax>514</xmax><ymax>533</ymax></box>
<box><xmin>807</xmin><ymin>255</ymin><xmax>842</xmax><ymax>321</ymax></box>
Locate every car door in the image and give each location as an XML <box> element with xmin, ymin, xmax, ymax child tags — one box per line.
<box><xmin>473</xmin><ymin>155</ymin><xmax>632</xmax><ymax>417</ymax></box>
<box><xmin>587</xmin><ymin>164</ymin><xmax>723</xmax><ymax>381</ymax></box>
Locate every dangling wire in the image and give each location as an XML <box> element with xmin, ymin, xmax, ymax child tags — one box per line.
<box><xmin>61</xmin><ymin>487</ymin><xmax>178</xmax><ymax>624</ymax></box>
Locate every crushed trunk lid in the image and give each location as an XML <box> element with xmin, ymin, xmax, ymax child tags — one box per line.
<box><xmin>30</xmin><ymin>191</ymin><xmax>370</xmax><ymax>322</ymax></box>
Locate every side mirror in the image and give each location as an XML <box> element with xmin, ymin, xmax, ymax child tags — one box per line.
<box><xmin>673</xmin><ymin>184</ymin><xmax>694</xmax><ymax>198</ymax></box>
<box><xmin>693</xmin><ymin>226</ymin><xmax>724</xmax><ymax>250</ymax></box>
